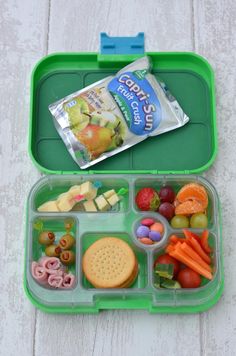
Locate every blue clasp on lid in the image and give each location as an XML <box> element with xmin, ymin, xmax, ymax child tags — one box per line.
<box><xmin>100</xmin><ymin>32</ymin><xmax>145</xmax><ymax>55</ymax></box>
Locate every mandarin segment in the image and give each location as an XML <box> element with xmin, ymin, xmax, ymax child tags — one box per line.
<box><xmin>176</xmin><ymin>183</ymin><xmax>208</xmax><ymax>209</ymax></box>
<box><xmin>175</xmin><ymin>200</ymin><xmax>205</xmax><ymax>216</ymax></box>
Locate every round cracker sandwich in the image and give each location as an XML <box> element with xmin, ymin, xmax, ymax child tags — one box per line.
<box><xmin>82</xmin><ymin>237</ymin><xmax>138</xmax><ymax>288</ymax></box>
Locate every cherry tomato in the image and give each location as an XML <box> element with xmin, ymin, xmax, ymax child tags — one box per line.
<box><xmin>154</xmin><ymin>254</ymin><xmax>180</xmax><ymax>277</ymax></box>
<box><xmin>177</xmin><ymin>268</ymin><xmax>201</xmax><ymax>288</ymax></box>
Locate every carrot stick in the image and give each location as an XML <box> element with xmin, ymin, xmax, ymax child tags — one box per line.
<box><xmin>165</xmin><ymin>244</ymin><xmax>175</xmax><ymax>253</ymax></box>
<box><xmin>189</xmin><ymin>237</ymin><xmax>211</xmax><ymax>264</ymax></box>
<box><xmin>169</xmin><ymin>247</ymin><xmax>213</xmax><ymax>280</ymax></box>
<box><xmin>180</xmin><ymin>242</ymin><xmax>212</xmax><ymax>272</ymax></box>
<box><xmin>183</xmin><ymin>229</ymin><xmax>201</xmax><ymax>243</ymax></box>
<box><xmin>170</xmin><ymin>235</ymin><xmax>186</xmax><ymax>244</ymax></box>
<box><xmin>201</xmin><ymin>230</ymin><xmax>212</xmax><ymax>254</ymax></box>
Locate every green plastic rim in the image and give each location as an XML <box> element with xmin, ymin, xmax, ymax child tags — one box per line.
<box><xmin>28</xmin><ymin>52</ymin><xmax>217</xmax><ymax>175</ymax></box>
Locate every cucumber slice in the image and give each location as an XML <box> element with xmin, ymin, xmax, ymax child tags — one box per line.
<box><xmin>154</xmin><ymin>263</ymin><xmax>174</xmax><ymax>279</ymax></box>
<box><xmin>161</xmin><ymin>279</ymin><xmax>181</xmax><ymax>289</ymax></box>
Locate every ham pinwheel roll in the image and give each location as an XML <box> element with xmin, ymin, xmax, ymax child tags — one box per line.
<box><xmin>61</xmin><ymin>273</ymin><xmax>76</xmax><ymax>289</ymax></box>
<box><xmin>38</xmin><ymin>256</ymin><xmax>61</xmax><ymax>274</ymax></box>
<box><xmin>48</xmin><ymin>274</ymin><xmax>64</xmax><ymax>288</ymax></box>
<box><xmin>31</xmin><ymin>261</ymin><xmax>48</xmax><ymax>284</ymax></box>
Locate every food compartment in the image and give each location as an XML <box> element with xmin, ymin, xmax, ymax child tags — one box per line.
<box><xmin>151</xmin><ymin>229</ymin><xmax>220</xmax><ymax>302</ymax></box>
<box><xmin>29</xmin><ymin>216</ymin><xmax>77</xmax><ymax>290</ymax></box>
<box><xmin>134</xmin><ymin>176</ymin><xmax>217</xmax><ymax>229</ymax></box>
<box><xmin>30</xmin><ymin>175</ymin><xmax>130</xmax><ymax>213</ymax></box>
<box><xmin>132</xmin><ymin>212</ymin><xmax>168</xmax><ymax>249</ymax></box>
<box><xmin>25</xmin><ymin>174</ymin><xmax>223</xmax><ymax>312</ymax></box>
<box><xmin>81</xmin><ymin>232</ymin><xmax>148</xmax><ymax>289</ymax></box>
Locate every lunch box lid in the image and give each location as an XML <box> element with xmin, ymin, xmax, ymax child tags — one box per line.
<box><xmin>29</xmin><ymin>33</ymin><xmax>217</xmax><ymax>175</ymax></box>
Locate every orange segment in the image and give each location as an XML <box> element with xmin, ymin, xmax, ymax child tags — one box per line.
<box><xmin>175</xmin><ymin>200</ymin><xmax>205</xmax><ymax>215</ymax></box>
<box><xmin>176</xmin><ymin>183</ymin><xmax>208</xmax><ymax>209</ymax></box>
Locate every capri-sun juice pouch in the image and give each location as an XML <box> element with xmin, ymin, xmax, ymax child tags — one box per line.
<box><xmin>49</xmin><ymin>57</ymin><xmax>189</xmax><ymax>169</ymax></box>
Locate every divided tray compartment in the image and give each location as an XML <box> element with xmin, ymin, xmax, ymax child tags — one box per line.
<box><xmin>25</xmin><ymin>174</ymin><xmax>223</xmax><ymax>313</ymax></box>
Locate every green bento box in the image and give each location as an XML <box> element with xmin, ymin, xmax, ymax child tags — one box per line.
<box><xmin>24</xmin><ymin>34</ymin><xmax>223</xmax><ymax>313</ymax></box>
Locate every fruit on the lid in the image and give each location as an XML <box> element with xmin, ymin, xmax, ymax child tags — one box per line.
<box><xmin>65</xmin><ymin>97</ymin><xmax>90</xmax><ymax>133</ymax></box>
<box><xmin>159</xmin><ymin>186</ymin><xmax>175</xmax><ymax>203</ymax></box>
<box><xmin>158</xmin><ymin>202</ymin><xmax>175</xmax><ymax>220</ymax></box>
<box><xmin>175</xmin><ymin>183</ymin><xmax>208</xmax><ymax>209</ymax></box>
<box><xmin>190</xmin><ymin>213</ymin><xmax>208</xmax><ymax>228</ymax></box>
<box><xmin>175</xmin><ymin>200</ymin><xmax>205</xmax><ymax>215</ymax></box>
<box><xmin>135</xmin><ymin>188</ymin><xmax>160</xmax><ymax>211</ymax></box>
<box><xmin>171</xmin><ymin>215</ymin><xmax>189</xmax><ymax>229</ymax></box>
<box><xmin>76</xmin><ymin>125</ymin><xmax>113</xmax><ymax>159</ymax></box>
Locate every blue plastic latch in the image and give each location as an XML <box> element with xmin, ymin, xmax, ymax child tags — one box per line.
<box><xmin>100</xmin><ymin>33</ymin><xmax>144</xmax><ymax>55</ymax></box>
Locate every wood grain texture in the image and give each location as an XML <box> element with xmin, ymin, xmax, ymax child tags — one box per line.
<box><xmin>0</xmin><ymin>0</ymin><xmax>49</xmax><ymax>355</ymax></box>
<box><xmin>194</xmin><ymin>1</ymin><xmax>236</xmax><ymax>355</ymax></box>
<box><xmin>48</xmin><ymin>0</ymin><xmax>193</xmax><ymax>52</ymax></box>
<box><xmin>1</xmin><ymin>0</ymin><xmax>235</xmax><ymax>355</ymax></box>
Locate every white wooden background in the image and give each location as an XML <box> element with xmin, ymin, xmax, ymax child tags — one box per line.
<box><xmin>0</xmin><ymin>0</ymin><xmax>235</xmax><ymax>355</ymax></box>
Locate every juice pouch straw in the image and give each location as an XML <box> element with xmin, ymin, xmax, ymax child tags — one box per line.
<box><xmin>49</xmin><ymin>56</ymin><xmax>189</xmax><ymax>169</ymax></box>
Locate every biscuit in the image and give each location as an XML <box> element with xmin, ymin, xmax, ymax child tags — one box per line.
<box><xmin>82</xmin><ymin>237</ymin><xmax>138</xmax><ymax>288</ymax></box>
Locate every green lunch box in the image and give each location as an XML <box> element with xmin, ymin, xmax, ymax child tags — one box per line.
<box><xmin>24</xmin><ymin>34</ymin><xmax>223</xmax><ymax>313</ymax></box>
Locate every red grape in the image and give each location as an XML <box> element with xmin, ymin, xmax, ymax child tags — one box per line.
<box><xmin>159</xmin><ymin>186</ymin><xmax>175</xmax><ymax>203</ymax></box>
<box><xmin>158</xmin><ymin>202</ymin><xmax>175</xmax><ymax>220</ymax></box>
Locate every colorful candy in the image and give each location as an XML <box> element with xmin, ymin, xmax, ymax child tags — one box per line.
<box><xmin>141</xmin><ymin>218</ymin><xmax>155</xmax><ymax>226</ymax></box>
<box><xmin>149</xmin><ymin>231</ymin><xmax>162</xmax><ymax>242</ymax></box>
<box><xmin>135</xmin><ymin>218</ymin><xmax>164</xmax><ymax>246</ymax></box>
<box><xmin>150</xmin><ymin>222</ymin><xmax>164</xmax><ymax>234</ymax></box>
<box><xmin>136</xmin><ymin>225</ymin><xmax>150</xmax><ymax>238</ymax></box>
<box><xmin>139</xmin><ymin>237</ymin><xmax>154</xmax><ymax>245</ymax></box>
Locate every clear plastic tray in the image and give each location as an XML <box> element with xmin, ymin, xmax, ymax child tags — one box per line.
<box><xmin>24</xmin><ymin>174</ymin><xmax>223</xmax><ymax>313</ymax></box>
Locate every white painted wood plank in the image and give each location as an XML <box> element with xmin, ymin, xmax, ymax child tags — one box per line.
<box><xmin>194</xmin><ymin>0</ymin><xmax>236</xmax><ymax>355</ymax></box>
<box><xmin>48</xmin><ymin>0</ymin><xmax>193</xmax><ymax>52</ymax></box>
<box><xmin>35</xmin><ymin>2</ymin><xmax>201</xmax><ymax>356</ymax></box>
<box><xmin>0</xmin><ymin>0</ymin><xmax>49</xmax><ymax>355</ymax></box>
<box><xmin>35</xmin><ymin>310</ymin><xmax>201</xmax><ymax>356</ymax></box>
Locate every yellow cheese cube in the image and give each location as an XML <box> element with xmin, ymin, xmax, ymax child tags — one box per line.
<box><xmin>95</xmin><ymin>195</ymin><xmax>110</xmax><ymax>211</ymax></box>
<box><xmin>37</xmin><ymin>201</ymin><xmax>59</xmax><ymax>212</ymax></box>
<box><xmin>57</xmin><ymin>192</ymin><xmax>75</xmax><ymax>212</ymax></box>
<box><xmin>80</xmin><ymin>181</ymin><xmax>97</xmax><ymax>200</ymax></box>
<box><xmin>103</xmin><ymin>189</ymin><xmax>116</xmax><ymax>199</ymax></box>
<box><xmin>69</xmin><ymin>185</ymin><xmax>81</xmax><ymax>196</ymax></box>
<box><xmin>83</xmin><ymin>200</ymin><xmax>97</xmax><ymax>212</ymax></box>
<box><xmin>107</xmin><ymin>193</ymin><xmax>120</xmax><ymax>207</ymax></box>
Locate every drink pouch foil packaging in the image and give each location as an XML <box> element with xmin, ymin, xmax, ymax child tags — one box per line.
<box><xmin>49</xmin><ymin>56</ymin><xmax>189</xmax><ymax>169</ymax></box>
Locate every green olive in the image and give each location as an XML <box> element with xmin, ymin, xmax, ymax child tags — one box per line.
<box><xmin>59</xmin><ymin>234</ymin><xmax>75</xmax><ymax>250</ymax></box>
<box><xmin>60</xmin><ymin>250</ymin><xmax>75</xmax><ymax>265</ymax></box>
<box><xmin>45</xmin><ymin>244</ymin><xmax>61</xmax><ymax>257</ymax></box>
<box><xmin>38</xmin><ymin>231</ymin><xmax>55</xmax><ymax>245</ymax></box>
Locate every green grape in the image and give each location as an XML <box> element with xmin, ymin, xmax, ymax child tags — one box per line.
<box><xmin>190</xmin><ymin>213</ymin><xmax>208</xmax><ymax>228</ymax></box>
<box><xmin>171</xmin><ymin>215</ymin><xmax>189</xmax><ymax>228</ymax></box>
